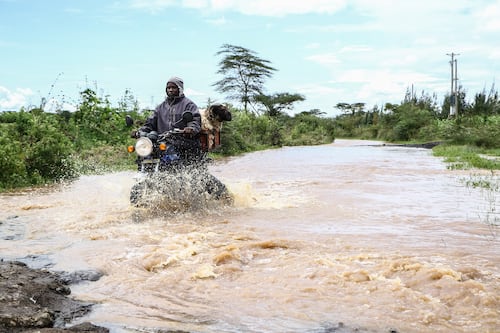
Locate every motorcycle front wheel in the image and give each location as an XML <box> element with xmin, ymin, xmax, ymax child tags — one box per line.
<box><xmin>130</xmin><ymin>182</ymin><xmax>145</xmax><ymax>206</ymax></box>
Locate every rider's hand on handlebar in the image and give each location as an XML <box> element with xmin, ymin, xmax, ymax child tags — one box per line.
<box><xmin>130</xmin><ymin>130</ymin><xmax>139</xmax><ymax>138</ymax></box>
<box><xmin>183</xmin><ymin>127</ymin><xmax>195</xmax><ymax>137</ymax></box>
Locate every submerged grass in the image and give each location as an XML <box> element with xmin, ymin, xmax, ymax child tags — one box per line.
<box><xmin>432</xmin><ymin>144</ymin><xmax>500</xmax><ymax>170</ymax></box>
<box><xmin>462</xmin><ymin>172</ymin><xmax>499</xmax><ymax>238</ymax></box>
<box><xmin>432</xmin><ymin>144</ymin><xmax>499</xmax><ymax>235</ymax></box>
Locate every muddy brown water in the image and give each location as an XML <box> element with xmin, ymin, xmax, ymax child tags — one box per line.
<box><xmin>1</xmin><ymin>139</ymin><xmax>498</xmax><ymax>333</ymax></box>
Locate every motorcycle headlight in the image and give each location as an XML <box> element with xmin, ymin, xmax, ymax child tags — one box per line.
<box><xmin>135</xmin><ymin>137</ymin><xmax>153</xmax><ymax>157</ymax></box>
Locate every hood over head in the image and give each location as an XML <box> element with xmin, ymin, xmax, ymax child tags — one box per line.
<box><xmin>166</xmin><ymin>76</ymin><xmax>184</xmax><ymax>97</ymax></box>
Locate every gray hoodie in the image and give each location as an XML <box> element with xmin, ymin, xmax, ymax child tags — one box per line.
<box><xmin>142</xmin><ymin>77</ymin><xmax>201</xmax><ymax>134</ymax></box>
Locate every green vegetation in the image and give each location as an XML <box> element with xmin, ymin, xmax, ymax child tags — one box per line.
<box><xmin>1</xmin><ymin>44</ymin><xmax>499</xmax><ymax>191</ymax></box>
<box><xmin>332</xmin><ymin>87</ymin><xmax>500</xmax><ymax>170</ymax></box>
<box><xmin>0</xmin><ymin>86</ymin><xmax>157</xmax><ymax>191</ymax></box>
<box><xmin>432</xmin><ymin>145</ymin><xmax>500</xmax><ymax>170</ymax></box>
<box><xmin>0</xmin><ymin>90</ymin><xmax>335</xmax><ymax>191</ymax></box>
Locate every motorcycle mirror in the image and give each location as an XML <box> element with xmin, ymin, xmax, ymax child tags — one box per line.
<box><xmin>173</xmin><ymin>111</ymin><xmax>194</xmax><ymax>128</ymax></box>
<box><xmin>182</xmin><ymin>111</ymin><xmax>193</xmax><ymax>123</ymax></box>
<box><xmin>125</xmin><ymin>115</ymin><xmax>134</xmax><ymax>127</ymax></box>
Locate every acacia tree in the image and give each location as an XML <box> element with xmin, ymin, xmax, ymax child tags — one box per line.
<box><xmin>213</xmin><ymin>44</ymin><xmax>277</xmax><ymax>113</ymax></box>
<box><xmin>335</xmin><ymin>102</ymin><xmax>365</xmax><ymax>117</ymax></box>
<box><xmin>254</xmin><ymin>92</ymin><xmax>305</xmax><ymax>117</ymax></box>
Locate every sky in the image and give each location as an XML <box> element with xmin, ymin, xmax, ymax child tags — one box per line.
<box><xmin>1</xmin><ymin>0</ymin><xmax>499</xmax><ymax>117</ymax></box>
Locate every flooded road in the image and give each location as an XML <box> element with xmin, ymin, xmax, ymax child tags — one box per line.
<box><xmin>1</xmin><ymin>139</ymin><xmax>499</xmax><ymax>333</ymax></box>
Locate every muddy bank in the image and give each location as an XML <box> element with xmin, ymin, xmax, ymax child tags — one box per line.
<box><xmin>0</xmin><ymin>260</ymin><xmax>108</xmax><ymax>333</ymax></box>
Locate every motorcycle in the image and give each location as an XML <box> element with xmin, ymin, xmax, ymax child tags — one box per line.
<box><xmin>125</xmin><ymin>111</ymin><xmax>232</xmax><ymax>210</ymax></box>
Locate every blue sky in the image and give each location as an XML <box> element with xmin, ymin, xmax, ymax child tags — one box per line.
<box><xmin>1</xmin><ymin>0</ymin><xmax>499</xmax><ymax>116</ymax></box>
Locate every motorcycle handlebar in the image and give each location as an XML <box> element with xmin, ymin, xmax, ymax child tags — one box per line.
<box><xmin>158</xmin><ymin>128</ymin><xmax>186</xmax><ymax>140</ymax></box>
<box><xmin>133</xmin><ymin>128</ymin><xmax>191</xmax><ymax>140</ymax></box>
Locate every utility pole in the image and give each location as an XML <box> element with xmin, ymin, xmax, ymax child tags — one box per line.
<box><xmin>446</xmin><ymin>52</ymin><xmax>459</xmax><ymax>117</ymax></box>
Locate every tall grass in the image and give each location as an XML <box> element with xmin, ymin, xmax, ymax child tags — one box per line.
<box><xmin>432</xmin><ymin>145</ymin><xmax>500</xmax><ymax>170</ymax></box>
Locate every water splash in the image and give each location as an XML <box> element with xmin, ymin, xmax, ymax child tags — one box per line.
<box><xmin>129</xmin><ymin>167</ymin><xmax>233</xmax><ymax>219</ymax></box>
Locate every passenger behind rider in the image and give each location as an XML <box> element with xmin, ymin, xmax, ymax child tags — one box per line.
<box><xmin>133</xmin><ymin>76</ymin><xmax>202</xmax><ymax>163</ymax></box>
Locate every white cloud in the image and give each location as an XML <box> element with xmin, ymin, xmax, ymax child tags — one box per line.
<box><xmin>184</xmin><ymin>87</ymin><xmax>206</xmax><ymax>98</ymax></box>
<box><xmin>214</xmin><ymin>0</ymin><xmax>346</xmax><ymax>16</ymax></box>
<box><xmin>0</xmin><ymin>87</ymin><xmax>78</xmax><ymax>112</ymax></box>
<box><xmin>474</xmin><ymin>0</ymin><xmax>500</xmax><ymax>31</ymax></box>
<box><xmin>205</xmin><ymin>16</ymin><xmax>227</xmax><ymax>26</ymax></box>
<box><xmin>130</xmin><ymin>0</ymin><xmax>347</xmax><ymax>16</ymax></box>
<box><xmin>291</xmin><ymin>84</ymin><xmax>345</xmax><ymax>114</ymax></box>
<box><xmin>129</xmin><ymin>0</ymin><xmax>177</xmax><ymax>13</ymax></box>
<box><xmin>183</xmin><ymin>0</ymin><xmax>208</xmax><ymax>9</ymax></box>
<box><xmin>0</xmin><ymin>86</ymin><xmax>34</xmax><ymax>110</ymax></box>
<box><xmin>305</xmin><ymin>43</ymin><xmax>321</xmax><ymax>49</ymax></box>
<box><xmin>299</xmin><ymin>83</ymin><xmax>343</xmax><ymax>96</ymax></box>
<box><xmin>488</xmin><ymin>48</ymin><xmax>500</xmax><ymax>60</ymax></box>
<box><xmin>306</xmin><ymin>53</ymin><xmax>341</xmax><ymax>66</ymax></box>
<box><xmin>328</xmin><ymin>68</ymin><xmax>444</xmax><ymax>106</ymax></box>
<box><xmin>349</xmin><ymin>0</ymin><xmax>482</xmax><ymax>40</ymax></box>
<box><xmin>339</xmin><ymin>45</ymin><xmax>372</xmax><ymax>53</ymax></box>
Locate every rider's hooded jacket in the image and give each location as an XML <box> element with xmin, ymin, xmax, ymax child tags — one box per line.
<box><xmin>141</xmin><ymin>77</ymin><xmax>201</xmax><ymax>135</ymax></box>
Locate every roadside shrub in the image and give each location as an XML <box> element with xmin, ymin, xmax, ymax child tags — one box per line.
<box><xmin>416</xmin><ymin>120</ymin><xmax>441</xmax><ymax>140</ymax></box>
<box><xmin>439</xmin><ymin>116</ymin><xmax>500</xmax><ymax>148</ymax></box>
<box><xmin>387</xmin><ymin>106</ymin><xmax>434</xmax><ymax>141</ymax></box>
<box><xmin>24</xmin><ymin>119</ymin><xmax>76</xmax><ymax>183</ymax></box>
<box><xmin>0</xmin><ymin>132</ymin><xmax>29</xmax><ymax>189</ymax></box>
<box><xmin>282</xmin><ymin>113</ymin><xmax>335</xmax><ymax>146</ymax></box>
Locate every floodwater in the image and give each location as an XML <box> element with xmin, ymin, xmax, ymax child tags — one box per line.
<box><xmin>0</xmin><ymin>139</ymin><xmax>499</xmax><ymax>333</ymax></box>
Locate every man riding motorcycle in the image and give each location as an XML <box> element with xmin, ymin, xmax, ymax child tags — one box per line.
<box><xmin>128</xmin><ymin>77</ymin><xmax>232</xmax><ymax>208</ymax></box>
<box><xmin>132</xmin><ymin>76</ymin><xmax>202</xmax><ymax>164</ymax></box>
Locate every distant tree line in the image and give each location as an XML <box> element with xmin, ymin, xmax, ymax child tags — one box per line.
<box><xmin>1</xmin><ymin>43</ymin><xmax>498</xmax><ymax>190</ymax></box>
<box><xmin>333</xmin><ymin>86</ymin><xmax>500</xmax><ymax>148</ymax></box>
<box><xmin>0</xmin><ymin>89</ymin><xmax>333</xmax><ymax>191</ymax></box>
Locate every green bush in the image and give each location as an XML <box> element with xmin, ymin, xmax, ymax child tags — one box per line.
<box><xmin>24</xmin><ymin>116</ymin><xmax>76</xmax><ymax>183</ymax></box>
<box><xmin>0</xmin><ymin>132</ymin><xmax>29</xmax><ymax>190</ymax></box>
<box><xmin>439</xmin><ymin>116</ymin><xmax>500</xmax><ymax>148</ymax></box>
<box><xmin>2</xmin><ymin>84</ymin><xmax>499</xmax><ymax>191</ymax></box>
